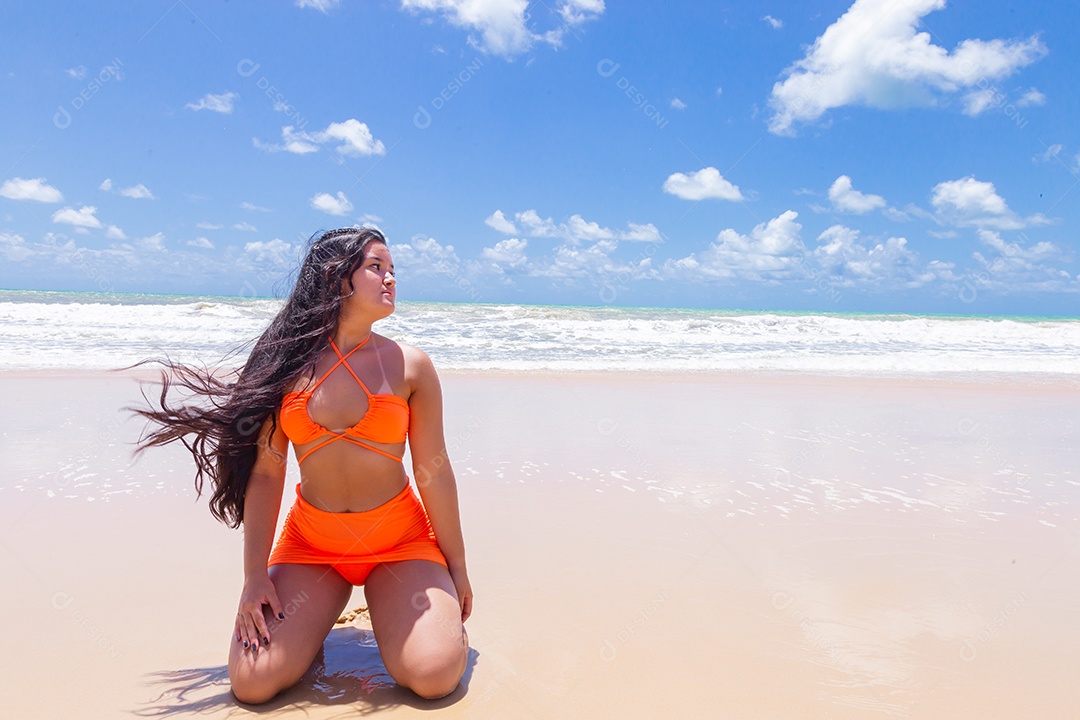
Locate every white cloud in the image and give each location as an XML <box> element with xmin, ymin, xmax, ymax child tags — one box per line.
<box><xmin>485</xmin><ymin>210</ymin><xmax>518</xmax><ymax>234</ymax></box>
<box><xmin>278</xmin><ymin>127</ymin><xmax>320</xmax><ymax>154</ymax></box>
<box><xmin>233</xmin><ymin>221</ymin><xmax>258</xmax><ymax>232</ymax></box>
<box><xmin>565</xmin><ymin>213</ymin><xmax>614</xmax><ymax>242</ymax></box>
<box><xmin>316</xmin><ymin>119</ymin><xmax>387</xmax><ymax>156</ymax></box>
<box><xmin>119</xmin><ymin>183</ymin><xmax>155</xmax><ymax>200</ymax></box>
<box><xmin>530</xmin><ymin>238</ymin><xmax>657</xmax><ymax>282</ymax></box>
<box><xmin>812</xmin><ymin>224</ymin><xmax>943</xmax><ymax>286</ymax></box>
<box><xmin>620</xmin><ymin>223</ymin><xmax>662</xmax><ymax>243</ymax></box>
<box><xmin>240</xmin><ymin>201</ymin><xmax>272</xmax><ymax>212</ymax></box>
<box><xmin>828</xmin><ymin>175</ymin><xmax>887</xmax><ymax>214</ymax></box>
<box><xmin>665</xmin><ymin>210</ymin><xmax>804</xmax><ymax>281</ymax></box>
<box><xmin>255</xmin><ymin>119</ymin><xmax>385</xmax><ymax>156</ymax></box>
<box><xmin>882</xmin><ymin>206</ymin><xmax>911</xmax><ymax>222</ymax></box>
<box><xmin>970</xmin><ymin>229</ymin><xmax>1074</xmax><ymax>292</ymax></box>
<box><xmin>392</xmin><ymin>235</ymin><xmax>462</xmax><ymax>276</ymax></box>
<box><xmin>186</xmin><ymin>91</ymin><xmax>238</xmax><ymax>114</ymax></box>
<box><xmin>66</xmin><ymin>66</ymin><xmax>88</xmax><ymax>80</ymax></box>
<box><xmin>2</xmin><ymin>231</ymin><xmax>240</xmax><ymax>285</ymax></box>
<box><xmin>358</xmin><ymin>213</ymin><xmax>383</xmax><ymax>227</ymax></box>
<box><xmin>1036</xmin><ymin>144</ymin><xmax>1062</xmax><ymax>163</ymax></box>
<box><xmin>515</xmin><ymin>209</ymin><xmax>559</xmax><ymax>237</ymax></box>
<box><xmin>296</xmin><ymin>0</ymin><xmax>340</xmax><ymax>11</ymax></box>
<box><xmin>244</xmin><ymin>238</ymin><xmax>296</xmax><ymax>267</ymax></box>
<box><xmin>763</xmin><ymin>15</ymin><xmax>783</xmax><ymax>29</ymax></box>
<box><xmin>137</xmin><ymin>233</ymin><xmax>166</xmax><ymax>252</ymax></box>
<box><xmin>814</xmin><ymin>225</ymin><xmax>867</xmax><ymax>268</ymax></box>
<box><xmin>927</xmin><ymin>229</ymin><xmax>958</xmax><ymax>239</ymax></box>
<box><xmin>253</xmin><ymin>129</ymin><xmax>318</xmax><ymax>155</ymax></box>
<box><xmin>932</xmin><ymin>177</ymin><xmax>1007</xmax><ymax>215</ymax></box>
<box><xmin>663</xmin><ymin>167</ymin><xmax>744</xmax><ymax>202</ymax></box>
<box><xmin>929</xmin><ymin>176</ymin><xmax>1047</xmax><ymax>229</ymax></box>
<box><xmin>106</xmin><ymin>225</ymin><xmax>127</xmax><ymax>240</ymax></box>
<box><xmin>560</xmin><ymin>0</ymin><xmax>605</xmax><ymax>26</ymax></box>
<box><xmin>670</xmin><ymin>98</ymin><xmax>687</xmax><ymax>110</ymax></box>
<box><xmin>196</xmin><ymin>222</ymin><xmax>223</xmax><ymax>230</ymax></box>
<box><xmin>494</xmin><ymin>208</ymin><xmax>660</xmax><ymax>248</ymax></box>
<box><xmin>0</xmin><ymin>177</ymin><xmax>63</xmax><ymax>203</ymax></box>
<box><xmin>978</xmin><ymin>229</ymin><xmax>1049</xmax><ymax>257</ymax></box>
<box><xmin>1016</xmin><ymin>87</ymin><xmax>1046</xmax><ymax>107</ymax></box>
<box><xmin>51</xmin><ymin>205</ymin><xmax>103</xmax><ymax>229</ymax></box>
<box><xmin>479</xmin><ymin>237</ymin><xmax>528</xmax><ymax>271</ymax></box>
<box><xmin>0</xmin><ymin>232</ymin><xmax>33</xmax><ymax>262</ymax></box>
<box><xmin>401</xmin><ymin>0</ymin><xmax>603</xmax><ymax>57</ymax></box>
<box><xmin>98</xmin><ymin>177</ymin><xmax>155</xmax><ymax>200</ymax></box>
<box><xmin>899</xmin><ymin>203</ymin><xmax>937</xmax><ymax>223</ymax></box>
<box><xmin>187</xmin><ymin>237</ymin><xmax>214</xmax><ymax>249</ymax></box>
<box><xmin>311</xmin><ymin>191</ymin><xmax>353</xmax><ymax>216</ymax></box>
<box><xmin>502</xmin><ymin>208</ymin><xmax>659</xmax><ymax>244</ymax></box>
<box><xmin>961</xmin><ymin>87</ymin><xmax>999</xmax><ymax>116</ymax></box>
<box><xmin>767</xmin><ymin>0</ymin><xmax>1047</xmax><ymax>134</ymax></box>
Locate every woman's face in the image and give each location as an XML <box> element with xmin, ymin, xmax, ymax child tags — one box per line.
<box><xmin>341</xmin><ymin>242</ymin><xmax>396</xmax><ymax>320</ymax></box>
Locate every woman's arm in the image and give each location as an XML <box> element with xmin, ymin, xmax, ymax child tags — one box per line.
<box><xmin>405</xmin><ymin>345</ymin><xmax>472</xmax><ymax>621</ymax></box>
<box><xmin>234</xmin><ymin>414</ymin><xmax>290</xmax><ymax>651</ymax></box>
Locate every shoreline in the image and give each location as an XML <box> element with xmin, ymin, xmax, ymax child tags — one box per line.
<box><xmin>2</xmin><ymin>365</ymin><xmax>1078</xmax><ymax>392</ymax></box>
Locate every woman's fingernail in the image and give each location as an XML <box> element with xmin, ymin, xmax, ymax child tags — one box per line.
<box><xmin>278</xmin><ymin>612</ymin><xmax>285</xmax><ymax>619</ymax></box>
<box><xmin>263</xmin><ymin>636</ymin><xmax>270</xmax><ymax>645</ymax></box>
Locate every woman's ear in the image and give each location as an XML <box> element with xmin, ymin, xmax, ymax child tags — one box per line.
<box><xmin>340</xmin><ymin>271</ymin><xmax>354</xmax><ymax>297</ymax></box>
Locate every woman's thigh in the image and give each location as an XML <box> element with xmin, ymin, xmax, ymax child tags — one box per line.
<box><xmin>228</xmin><ymin>563</ymin><xmax>353</xmax><ymax>702</ymax></box>
<box><xmin>364</xmin><ymin>560</ymin><xmax>468</xmax><ymax>689</ymax></box>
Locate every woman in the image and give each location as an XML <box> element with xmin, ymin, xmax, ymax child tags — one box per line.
<box><xmin>134</xmin><ymin>227</ymin><xmax>472</xmax><ymax>703</ymax></box>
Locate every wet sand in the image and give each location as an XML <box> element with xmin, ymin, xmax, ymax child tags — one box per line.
<box><xmin>1</xmin><ymin>370</ymin><xmax>1077</xmax><ymax>718</ymax></box>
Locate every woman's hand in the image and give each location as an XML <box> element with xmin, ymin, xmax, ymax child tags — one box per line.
<box><xmin>448</xmin><ymin>564</ymin><xmax>473</xmax><ymax>623</ymax></box>
<box><xmin>234</xmin><ymin>572</ymin><xmax>285</xmax><ymax>652</ymax></box>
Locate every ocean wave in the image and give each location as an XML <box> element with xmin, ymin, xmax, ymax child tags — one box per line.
<box><xmin>0</xmin><ymin>293</ymin><xmax>1077</xmax><ymax>377</ymax></box>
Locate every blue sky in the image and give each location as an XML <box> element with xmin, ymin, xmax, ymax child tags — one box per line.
<box><xmin>1</xmin><ymin>0</ymin><xmax>1077</xmax><ymax>316</ymax></box>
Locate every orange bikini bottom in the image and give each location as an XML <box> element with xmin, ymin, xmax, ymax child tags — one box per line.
<box><xmin>267</xmin><ymin>482</ymin><xmax>447</xmax><ymax>586</ymax></box>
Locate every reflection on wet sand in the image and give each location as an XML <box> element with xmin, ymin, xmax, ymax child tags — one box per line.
<box><xmin>138</xmin><ymin>625</ymin><xmax>477</xmax><ymax>716</ymax></box>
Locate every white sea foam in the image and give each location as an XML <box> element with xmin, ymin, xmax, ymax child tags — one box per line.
<box><xmin>0</xmin><ymin>291</ymin><xmax>1077</xmax><ymax>378</ymax></box>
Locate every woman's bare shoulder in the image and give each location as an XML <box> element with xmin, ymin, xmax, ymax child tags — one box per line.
<box><xmin>392</xmin><ymin>340</ymin><xmax>438</xmax><ymax>387</ymax></box>
<box><xmin>393</xmin><ymin>340</ymin><xmax>432</xmax><ymax>365</ymax></box>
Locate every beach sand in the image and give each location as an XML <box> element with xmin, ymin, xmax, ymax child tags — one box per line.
<box><xmin>1</xmin><ymin>370</ymin><xmax>1077</xmax><ymax>718</ymax></box>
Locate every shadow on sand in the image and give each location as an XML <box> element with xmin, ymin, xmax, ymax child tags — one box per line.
<box><xmin>135</xmin><ymin>625</ymin><xmax>478</xmax><ymax>717</ymax></box>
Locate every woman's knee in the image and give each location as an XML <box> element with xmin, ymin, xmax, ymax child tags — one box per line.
<box><xmin>228</xmin><ymin>651</ymin><xmax>305</xmax><ymax>705</ymax></box>
<box><xmin>392</xmin><ymin>642</ymin><xmax>467</xmax><ymax>699</ymax></box>
<box><xmin>229</xmin><ymin>666</ymin><xmax>284</xmax><ymax>705</ymax></box>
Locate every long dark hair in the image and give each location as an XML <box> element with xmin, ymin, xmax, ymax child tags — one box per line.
<box><xmin>131</xmin><ymin>227</ymin><xmax>389</xmax><ymax>527</ymax></box>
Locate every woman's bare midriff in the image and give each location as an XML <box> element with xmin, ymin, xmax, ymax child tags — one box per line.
<box><xmin>294</xmin><ymin>441</ymin><xmax>410</xmax><ymax>512</ymax></box>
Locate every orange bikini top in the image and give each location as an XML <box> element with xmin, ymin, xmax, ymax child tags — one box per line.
<box><xmin>280</xmin><ymin>335</ymin><xmax>409</xmax><ymax>464</ymax></box>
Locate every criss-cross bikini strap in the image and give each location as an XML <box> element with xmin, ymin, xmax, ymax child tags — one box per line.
<box><xmin>329</xmin><ymin>336</ymin><xmax>374</xmax><ymax>396</ymax></box>
<box><xmin>309</xmin><ymin>335</ymin><xmax>373</xmax><ymax>395</ymax></box>
<box><xmin>297</xmin><ymin>433</ymin><xmax>404</xmax><ymax>464</ymax></box>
